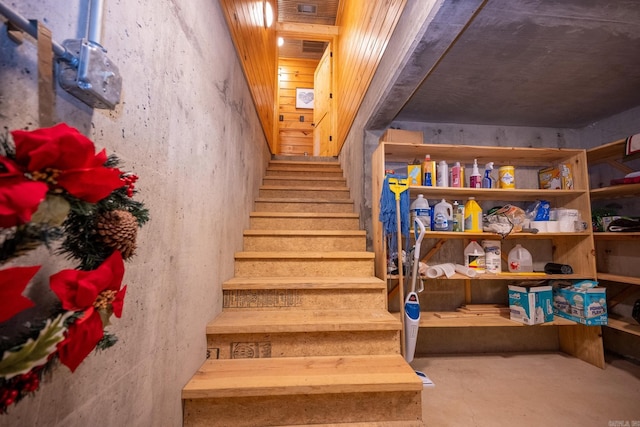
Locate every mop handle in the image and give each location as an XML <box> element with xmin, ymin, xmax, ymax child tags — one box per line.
<box><xmin>410</xmin><ymin>218</ymin><xmax>426</xmax><ymax>293</ymax></box>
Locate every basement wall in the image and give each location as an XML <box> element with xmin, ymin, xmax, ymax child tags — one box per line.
<box><xmin>0</xmin><ymin>1</ymin><xmax>270</xmax><ymax>426</ymax></box>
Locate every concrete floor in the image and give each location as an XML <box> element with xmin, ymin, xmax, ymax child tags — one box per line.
<box><xmin>413</xmin><ymin>352</ymin><xmax>640</xmax><ymax>427</ymax></box>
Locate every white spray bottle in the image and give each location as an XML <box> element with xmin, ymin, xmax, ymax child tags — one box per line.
<box><xmin>469</xmin><ymin>159</ymin><xmax>482</xmax><ymax>188</ymax></box>
<box><xmin>482</xmin><ymin>162</ymin><xmax>494</xmax><ymax>189</ymax></box>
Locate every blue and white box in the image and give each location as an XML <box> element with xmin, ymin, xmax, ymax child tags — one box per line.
<box><xmin>552</xmin><ymin>280</ymin><xmax>607</xmax><ymax>326</ymax></box>
<box><xmin>508</xmin><ymin>284</ymin><xmax>554</xmax><ymax>325</ymax></box>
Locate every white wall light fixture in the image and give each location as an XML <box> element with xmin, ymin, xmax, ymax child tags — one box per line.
<box><xmin>264</xmin><ymin>1</ymin><xmax>274</xmax><ymax>28</ymax></box>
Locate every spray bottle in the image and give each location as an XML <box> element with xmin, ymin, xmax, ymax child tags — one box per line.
<box><xmin>469</xmin><ymin>159</ymin><xmax>482</xmax><ymax>188</ymax></box>
<box><xmin>482</xmin><ymin>162</ymin><xmax>494</xmax><ymax>189</ymax></box>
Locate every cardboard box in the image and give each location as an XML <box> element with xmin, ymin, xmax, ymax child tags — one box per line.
<box><xmin>380</xmin><ymin>129</ymin><xmax>423</xmax><ymax>144</ymax></box>
<box><xmin>508</xmin><ymin>284</ymin><xmax>554</xmax><ymax>325</ymax></box>
<box><xmin>407</xmin><ymin>164</ymin><xmax>422</xmax><ymax>186</ymax></box>
<box><xmin>538</xmin><ymin>166</ymin><xmax>562</xmax><ymax>189</ymax></box>
<box><xmin>559</xmin><ymin>163</ymin><xmax>574</xmax><ymax>189</ymax></box>
<box><xmin>551</xmin><ymin>280</ymin><xmax>607</xmax><ymax>326</ymax></box>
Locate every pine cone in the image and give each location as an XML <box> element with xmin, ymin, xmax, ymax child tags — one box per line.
<box><xmin>96</xmin><ymin>210</ymin><xmax>138</xmax><ymax>259</ymax></box>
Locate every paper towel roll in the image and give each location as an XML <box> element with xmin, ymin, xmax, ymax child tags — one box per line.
<box><xmin>455</xmin><ymin>264</ymin><xmax>477</xmax><ymax>278</ymax></box>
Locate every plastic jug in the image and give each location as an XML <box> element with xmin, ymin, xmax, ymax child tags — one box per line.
<box><xmin>452</xmin><ymin>200</ymin><xmax>464</xmax><ymax>232</ymax></box>
<box><xmin>508</xmin><ymin>244</ymin><xmax>533</xmax><ymax>272</ymax></box>
<box><xmin>436</xmin><ymin>160</ymin><xmax>449</xmax><ymax>187</ymax></box>
<box><xmin>410</xmin><ymin>194</ymin><xmax>431</xmax><ymax>231</ymax></box>
<box><xmin>464</xmin><ymin>240</ymin><xmax>485</xmax><ymax>273</ymax></box>
<box><xmin>433</xmin><ymin>199</ymin><xmax>452</xmax><ymax>231</ymax></box>
<box><xmin>464</xmin><ymin>197</ymin><xmax>483</xmax><ymax>232</ymax></box>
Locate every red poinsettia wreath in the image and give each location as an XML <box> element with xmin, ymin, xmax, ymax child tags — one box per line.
<box><xmin>0</xmin><ymin>123</ymin><xmax>149</xmax><ymax>413</ymax></box>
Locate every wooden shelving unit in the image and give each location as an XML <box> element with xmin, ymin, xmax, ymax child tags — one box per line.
<box><xmin>372</xmin><ymin>141</ymin><xmax>604</xmax><ymax>368</ymax></box>
<box><xmin>587</xmin><ymin>139</ymin><xmax>640</xmax><ymax>338</ymax></box>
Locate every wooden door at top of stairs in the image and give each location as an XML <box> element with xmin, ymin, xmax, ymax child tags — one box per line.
<box><xmin>313</xmin><ymin>43</ymin><xmax>335</xmax><ymax>157</ymax></box>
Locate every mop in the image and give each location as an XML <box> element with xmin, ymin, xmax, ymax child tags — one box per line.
<box><xmin>405</xmin><ymin>216</ymin><xmax>434</xmax><ymax>387</ymax></box>
<box><xmin>380</xmin><ymin>175</ymin><xmax>410</xmax><ymax>356</ymax></box>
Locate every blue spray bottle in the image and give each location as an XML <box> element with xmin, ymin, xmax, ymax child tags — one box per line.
<box><xmin>482</xmin><ymin>162</ymin><xmax>494</xmax><ymax>188</ymax></box>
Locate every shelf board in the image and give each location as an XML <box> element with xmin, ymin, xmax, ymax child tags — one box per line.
<box><xmin>606</xmin><ymin>317</ymin><xmax>640</xmax><ymax>337</ymax></box>
<box><xmin>593</xmin><ymin>232</ymin><xmax>640</xmax><ymax>241</ymax></box>
<box><xmin>586</xmin><ymin>139</ymin><xmax>640</xmax><ymax>165</ymax></box>
<box><xmin>381</xmin><ymin>142</ymin><xmax>585</xmax><ymax>165</ymax></box>
<box><xmin>589</xmin><ymin>183</ymin><xmax>640</xmax><ymax>200</ymax></box>
<box><xmin>418</xmin><ymin>312</ymin><xmax>576</xmax><ymax>327</ymax></box>
<box><xmin>387</xmin><ymin>273</ymin><xmax>592</xmax><ymax>281</ymax></box>
<box><xmin>407</xmin><ymin>186</ymin><xmax>585</xmax><ymax>201</ymax></box>
<box><xmin>596</xmin><ymin>273</ymin><xmax>640</xmax><ymax>286</ymax></box>
<box><xmin>415</xmin><ymin>230</ymin><xmax>591</xmax><ymax>240</ymax></box>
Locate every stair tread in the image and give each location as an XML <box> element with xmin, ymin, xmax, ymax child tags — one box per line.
<box><xmin>250</xmin><ymin>212</ymin><xmax>359</xmax><ymax>218</ymax></box>
<box><xmin>182</xmin><ymin>355</ymin><xmax>421</xmax><ymax>399</ymax></box>
<box><xmin>244</xmin><ymin>229</ymin><xmax>366</xmax><ymax>236</ymax></box>
<box><xmin>223</xmin><ymin>276</ymin><xmax>386</xmax><ymax>289</ymax></box>
<box><xmin>261</xmin><ymin>185</ymin><xmax>349</xmax><ymax>190</ymax></box>
<box><xmin>255</xmin><ymin>197</ymin><xmax>354</xmax><ymax>204</ymax></box>
<box><xmin>264</xmin><ymin>175</ymin><xmax>346</xmax><ymax>181</ymax></box>
<box><xmin>276</xmin><ymin>422</ymin><xmax>424</xmax><ymax>427</ymax></box>
<box><xmin>207</xmin><ymin>309</ymin><xmax>400</xmax><ymax>333</ymax></box>
<box><xmin>235</xmin><ymin>251</ymin><xmax>374</xmax><ymax>259</ymax></box>
<box><xmin>269</xmin><ymin>160</ymin><xmax>341</xmax><ymax>167</ymax></box>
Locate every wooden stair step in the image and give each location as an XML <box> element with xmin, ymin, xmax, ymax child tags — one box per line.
<box><xmin>269</xmin><ymin>159</ymin><xmax>341</xmax><ymax>168</ymax></box>
<box><xmin>263</xmin><ymin>176</ymin><xmax>347</xmax><ymax>188</ymax></box>
<box><xmin>266</xmin><ymin>167</ymin><xmax>345</xmax><ymax>177</ymax></box>
<box><xmin>244</xmin><ymin>230</ymin><xmax>366</xmax><ymax>251</ymax></box>
<box><xmin>276</xmin><ymin>422</ymin><xmax>425</xmax><ymax>427</ymax></box>
<box><xmin>250</xmin><ymin>212</ymin><xmax>360</xmax><ymax>230</ymax></box>
<box><xmin>223</xmin><ymin>276</ymin><xmax>386</xmax><ymax>290</ymax></box>
<box><xmin>222</xmin><ymin>276</ymin><xmax>387</xmax><ymax>310</ymax></box>
<box><xmin>183</xmin><ymin>356</ymin><xmax>422</xmax><ymax>426</ymax></box>
<box><xmin>182</xmin><ymin>355</ymin><xmax>421</xmax><ymax>399</ymax></box>
<box><xmin>254</xmin><ymin>197</ymin><xmax>355</xmax><ymax>213</ymax></box>
<box><xmin>259</xmin><ymin>185</ymin><xmax>351</xmax><ymax>199</ymax></box>
<box><xmin>207</xmin><ymin>309</ymin><xmax>400</xmax><ymax>334</ymax></box>
<box><xmin>206</xmin><ymin>309</ymin><xmax>401</xmax><ymax>358</ymax></box>
<box><xmin>234</xmin><ymin>251</ymin><xmax>375</xmax><ymax>277</ymax></box>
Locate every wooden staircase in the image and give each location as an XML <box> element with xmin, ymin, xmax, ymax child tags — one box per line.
<box><xmin>182</xmin><ymin>159</ymin><xmax>423</xmax><ymax>426</ymax></box>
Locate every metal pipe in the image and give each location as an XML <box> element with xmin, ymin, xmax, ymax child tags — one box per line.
<box><xmin>87</xmin><ymin>0</ymin><xmax>104</xmax><ymax>45</ymax></box>
<box><xmin>0</xmin><ymin>1</ymin><xmax>77</xmax><ymax>64</ymax></box>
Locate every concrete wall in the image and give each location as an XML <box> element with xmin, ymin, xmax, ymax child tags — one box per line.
<box><xmin>0</xmin><ymin>1</ymin><xmax>270</xmax><ymax>426</ymax></box>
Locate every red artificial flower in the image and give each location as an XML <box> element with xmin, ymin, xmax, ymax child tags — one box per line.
<box><xmin>0</xmin><ymin>266</ymin><xmax>39</xmax><ymax>322</ymax></box>
<box><xmin>0</xmin><ymin>157</ymin><xmax>48</xmax><ymax>227</ymax></box>
<box><xmin>50</xmin><ymin>251</ymin><xmax>127</xmax><ymax>372</ymax></box>
<box><xmin>11</xmin><ymin>123</ymin><xmax>124</xmax><ymax>203</ymax></box>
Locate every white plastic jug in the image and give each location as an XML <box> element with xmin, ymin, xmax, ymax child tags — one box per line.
<box><xmin>410</xmin><ymin>194</ymin><xmax>431</xmax><ymax>231</ymax></box>
<box><xmin>508</xmin><ymin>244</ymin><xmax>533</xmax><ymax>272</ymax></box>
<box><xmin>433</xmin><ymin>199</ymin><xmax>452</xmax><ymax>231</ymax></box>
<box><xmin>464</xmin><ymin>240</ymin><xmax>485</xmax><ymax>273</ymax></box>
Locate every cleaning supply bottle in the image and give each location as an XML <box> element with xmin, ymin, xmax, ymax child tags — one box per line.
<box><xmin>452</xmin><ymin>200</ymin><xmax>465</xmax><ymax>232</ymax></box>
<box><xmin>410</xmin><ymin>194</ymin><xmax>431</xmax><ymax>231</ymax></box>
<box><xmin>422</xmin><ymin>154</ymin><xmax>436</xmax><ymax>187</ymax></box>
<box><xmin>508</xmin><ymin>244</ymin><xmax>533</xmax><ymax>272</ymax></box>
<box><xmin>464</xmin><ymin>197</ymin><xmax>483</xmax><ymax>232</ymax></box>
<box><xmin>464</xmin><ymin>240</ymin><xmax>485</xmax><ymax>273</ymax></box>
<box><xmin>436</xmin><ymin>160</ymin><xmax>449</xmax><ymax>187</ymax></box>
<box><xmin>469</xmin><ymin>159</ymin><xmax>481</xmax><ymax>188</ymax></box>
<box><xmin>451</xmin><ymin>162</ymin><xmax>462</xmax><ymax>187</ymax></box>
<box><xmin>482</xmin><ymin>162</ymin><xmax>494</xmax><ymax>188</ymax></box>
<box><xmin>433</xmin><ymin>199</ymin><xmax>452</xmax><ymax>231</ymax></box>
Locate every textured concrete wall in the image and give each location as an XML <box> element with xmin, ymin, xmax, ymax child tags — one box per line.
<box><xmin>0</xmin><ymin>1</ymin><xmax>270</xmax><ymax>426</ymax></box>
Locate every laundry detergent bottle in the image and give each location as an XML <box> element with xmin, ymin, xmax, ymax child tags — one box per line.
<box><xmin>464</xmin><ymin>197</ymin><xmax>483</xmax><ymax>232</ymax></box>
<box><xmin>433</xmin><ymin>199</ymin><xmax>453</xmax><ymax>231</ymax></box>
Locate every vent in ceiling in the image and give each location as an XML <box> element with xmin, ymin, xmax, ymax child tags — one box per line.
<box><xmin>297</xmin><ymin>3</ymin><xmax>317</xmax><ymax>14</ymax></box>
<box><xmin>302</xmin><ymin>40</ymin><xmax>327</xmax><ymax>53</ymax></box>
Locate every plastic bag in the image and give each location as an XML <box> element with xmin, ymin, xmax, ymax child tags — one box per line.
<box><xmin>484</xmin><ymin>205</ymin><xmax>526</xmax><ymax>237</ymax></box>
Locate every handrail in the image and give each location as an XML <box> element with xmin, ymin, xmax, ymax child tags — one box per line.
<box><xmin>0</xmin><ymin>1</ymin><xmax>77</xmax><ymax>65</ymax></box>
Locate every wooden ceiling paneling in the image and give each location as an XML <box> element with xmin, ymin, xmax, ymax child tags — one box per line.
<box><xmin>277</xmin><ymin>0</ymin><xmax>339</xmax><ymax>25</ymax></box>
